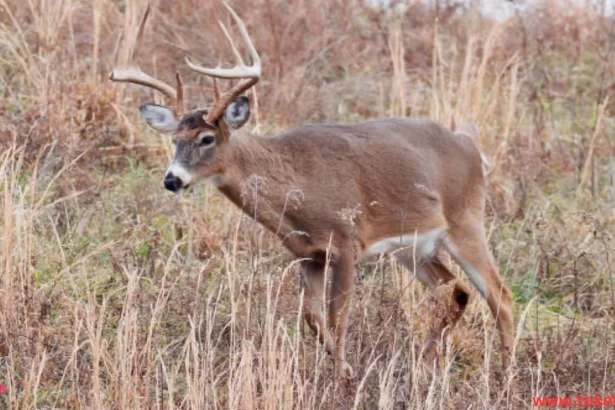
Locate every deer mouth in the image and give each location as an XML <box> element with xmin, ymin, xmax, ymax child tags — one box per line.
<box><xmin>171</xmin><ymin>183</ymin><xmax>191</xmax><ymax>195</ymax></box>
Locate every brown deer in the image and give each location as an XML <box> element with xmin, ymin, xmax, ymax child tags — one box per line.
<box><xmin>110</xmin><ymin>3</ymin><xmax>514</xmax><ymax>378</ymax></box>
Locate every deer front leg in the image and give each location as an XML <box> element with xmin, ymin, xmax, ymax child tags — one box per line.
<box><xmin>300</xmin><ymin>260</ymin><xmax>335</xmax><ymax>354</ymax></box>
<box><xmin>327</xmin><ymin>251</ymin><xmax>357</xmax><ymax>379</ymax></box>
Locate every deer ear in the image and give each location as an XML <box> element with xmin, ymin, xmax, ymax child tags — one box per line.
<box><xmin>140</xmin><ymin>104</ymin><xmax>179</xmax><ymax>133</ymax></box>
<box><xmin>224</xmin><ymin>96</ymin><xmax>250</xmax><ymax>129</ymax></box>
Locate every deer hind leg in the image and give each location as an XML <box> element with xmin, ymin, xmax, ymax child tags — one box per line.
<box><xmin>394</xmin><ymin>250</ymin><xmax>470</xmax><ymax>362</ymax></box>
<box><xmin>442</xmin><ymin>214</ymin><xmax>515</xmax><ymax>369</ymax></box>
<box><xmin>300</xmin><ymin>260</ymin><xmax>335</xmax><ymax>354</ymax></box>
<box><xmin>327</xmin><ymin>250</ymin><xmax>357</xmax><ymax>379</ymax></box>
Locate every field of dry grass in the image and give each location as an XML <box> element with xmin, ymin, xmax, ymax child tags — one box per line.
<box><xmin>1</xmin><ymin>0</ymin><xmax>615</xmax><ymax>408</ymax></box>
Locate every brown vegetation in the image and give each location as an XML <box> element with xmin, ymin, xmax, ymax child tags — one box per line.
<box><xmin>1</xmin><ymin>0</ymin><xmax>614</xmax><ymax>408</ymax></box>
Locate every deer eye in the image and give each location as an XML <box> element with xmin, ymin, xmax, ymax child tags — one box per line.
<box><xmin>197</xmin><ymin>132</ymin><xmax>216</xmax><ymax>147</ymax></box>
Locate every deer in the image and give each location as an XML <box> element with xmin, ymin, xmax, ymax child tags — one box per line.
<box><xmin>110</xmin><ymin>2</ymin><xmax>514</xmax><ymax>379</ymax></box>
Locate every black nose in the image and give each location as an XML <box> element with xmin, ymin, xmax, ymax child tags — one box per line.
<box><xmin>164</xmin><ymin>173</ymin><xmax>183</xmax><ymax>192</ymax></box>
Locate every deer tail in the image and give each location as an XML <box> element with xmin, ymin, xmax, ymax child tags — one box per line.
<box><xmin>454</xmin><ymin>122</ymin><xmax>490</xmax><ymax>168</ymax></box>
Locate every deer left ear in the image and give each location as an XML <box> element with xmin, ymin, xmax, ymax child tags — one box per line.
<box><xmin>224</xmin><ymin>96</ymin><xmax>250</xmax><ymax>129</ymax></box>
<box><xmin>140</xmin><ymin>104</ymin><xmax>179</xmax><ymax>133</ymax></box>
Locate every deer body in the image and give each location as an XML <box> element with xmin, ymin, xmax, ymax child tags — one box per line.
<box><xmin>214</xmin><ymin>118</ymin><xmax>479</xmax><ymax>260</ymax></box>
<box><xmin>111</xmin><ymin>3</ymin><xmax>514</xmax><ymax>379</ymax></box>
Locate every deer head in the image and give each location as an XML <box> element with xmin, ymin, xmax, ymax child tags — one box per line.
<box><xmin>110</xmin><ymin>2</ymin><xmax>261</xmax><ymax>192</ymax></box>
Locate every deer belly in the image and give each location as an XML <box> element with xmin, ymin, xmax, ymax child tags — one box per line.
<box><xmin>364</xmin><ymin>227</ymin><xmax>446</xmax><ymax>259</ymax></box>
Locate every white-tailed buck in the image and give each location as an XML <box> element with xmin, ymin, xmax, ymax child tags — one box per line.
<box><xmin>111</xmin><ymin>2</ymin><xmax>514</xmax><ymax>378</ymax></box>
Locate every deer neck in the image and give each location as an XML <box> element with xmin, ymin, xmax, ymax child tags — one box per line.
<box><xmin>216</xmin><ymin>134</ymin><xmax>293</xmax><ymax>231</ymax></box>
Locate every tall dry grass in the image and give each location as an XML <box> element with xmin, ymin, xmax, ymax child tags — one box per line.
<box><xmin>1</xmin><ymin>0</ymin><xmax>615</xmax><ymax>409</ymax></box>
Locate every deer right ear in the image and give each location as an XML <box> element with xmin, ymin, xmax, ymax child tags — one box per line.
<box><xmin>139</xmin><ymin>104</ymin><xmax>179</xmax><ymax>133</ymax></box>
<box><xmin>224</xmin><ymin>96</ymin><xmax>250</xmax><ymax>129</ymax></box>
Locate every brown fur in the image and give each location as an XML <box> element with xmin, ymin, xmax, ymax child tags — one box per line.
<box><xmin>169</xmin><ymin>116</ymin><xmax>514</xmax><ymax>377</ymax></box>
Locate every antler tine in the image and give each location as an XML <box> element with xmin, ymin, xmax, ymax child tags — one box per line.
<box><xmin>185</xmin><ymin>2</ymin><xmax>261</xmax><ymax>79</ymax></box>
<box><xmin>110</xmin><ymin>4</ymin><xmax>181</xmax><ymax>109</ymax></box>
<box><xmin>175</xmin><ymin>72</ymin><xmax>184</xmax><ymax>116</ymax></box>
<box><xmin>185</xmin><ymin>2</ymin><xmax>261</xmax><ymax>125</ymax></box>
<box><xmin>221</xmin><ymin>1</ymin><xmax>261</xmax><ymax>70</ymax></box>
<box><xmin>131</xmin><ymin>3</ymin><xmax>149</xmax><ymax>62</ymax></box>
<box><xmin>218</xmin><ymin>20</ymin><xmax>246</xmax><ymax>67</ymax></box>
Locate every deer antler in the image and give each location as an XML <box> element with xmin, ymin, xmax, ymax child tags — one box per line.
<box><xmin>185</xmin><ymin>2</ymin><xmax>261</xmax><ymax>126</ymax></box>
<box><xmin>110</xmin><ymin>4</ymin><xmax>185</xmax><ymax>115</ymax></box>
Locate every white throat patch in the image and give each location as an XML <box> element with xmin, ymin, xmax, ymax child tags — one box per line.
<box><xmin>205</xmin><ymin>174</ymin><xmax>225</xmax><ymax>187</ymax></box>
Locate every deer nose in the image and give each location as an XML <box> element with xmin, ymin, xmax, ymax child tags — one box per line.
<box><xmin>163</xmin><ymin>172</ymin><xmax>183</xmax><ymax>192</ymax></box>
